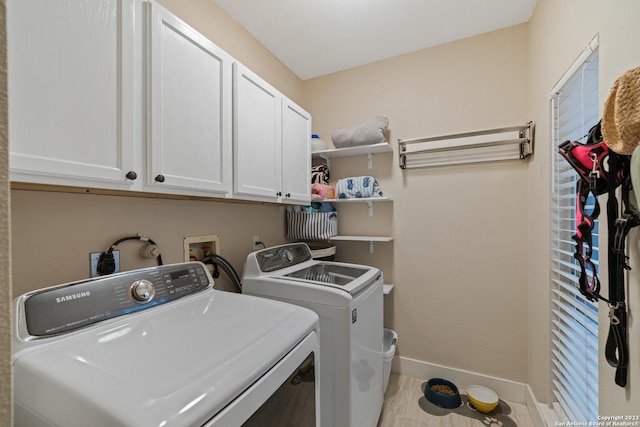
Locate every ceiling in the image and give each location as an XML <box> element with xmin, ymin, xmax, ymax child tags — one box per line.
<box><xmin>213</xmin><ymin>0</ymin><xmax>538</xmax><ymax>80</ymax></box>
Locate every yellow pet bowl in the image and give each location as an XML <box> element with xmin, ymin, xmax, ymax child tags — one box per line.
<box><xmin>466</xmin><ymin>385</ymin><xmax>499</xmax><ymax>413</ymax></box>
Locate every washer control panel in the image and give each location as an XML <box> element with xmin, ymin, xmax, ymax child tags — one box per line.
<box><xmin>19</xmin><ymin>262</ymin><xmax>211</xmax><ymax>338</ymax></box>
<box><xmin>255</xmin><ymin>243</ymin><xmax>312</xmax><ymax>272</ymax></box>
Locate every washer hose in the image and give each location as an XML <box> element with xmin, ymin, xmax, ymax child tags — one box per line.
<box><xmin>201</xmin><ymin>254</ymin><xmax>242</xmax><ymax>293</ymax></box>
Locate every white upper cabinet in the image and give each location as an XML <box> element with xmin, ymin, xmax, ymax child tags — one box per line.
<box><xmin>147</xmin><ymin>2</ymin><xmax>233</xmax><ymax>196</ymax></box>
<box><xmin>7</xmin><ymin>0</ymin><xmax>139</xmax><ymax>189</ymax></box>
<box><xmin>8</xmin><ymin>0</ymin><xmax>311</xmax><ymax>203</ymax></box>
<box><xmin>233</xmin><ymin>63</ymin><xmax>282</xmax><ymax>201</ymax></box>
<box><xmin>233</xmin><ymin>63</ymin><xmax>311</xmax><ymax>204</ymax></box>
<box><xmin>281</xmin><ymin>98</ymin><xmax>312</xmax><ymax>203</ymax></box>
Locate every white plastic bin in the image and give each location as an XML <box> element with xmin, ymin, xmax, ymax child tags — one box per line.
<box><xmin>383</xmin><ymin>328</ymin><xmax>398</xmax><ymax>392</ymax></box>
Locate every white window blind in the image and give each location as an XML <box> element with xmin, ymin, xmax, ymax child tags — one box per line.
<box><xmin>550</xmin><ymin>44</ymin><xmax>599</xmax><ymax>423</ymax></box>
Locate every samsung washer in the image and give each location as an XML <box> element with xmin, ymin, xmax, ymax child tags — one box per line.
<box><xmin>13</xmin><ymin>262</ymin><xmax>320</xmax><ymax>427</ymax></box>
<box><xmin>242</xmin><ymin>243</ymin><xmax>384</xmax><ymax>427</ymax></box>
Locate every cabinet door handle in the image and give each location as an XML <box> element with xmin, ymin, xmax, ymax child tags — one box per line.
<box><xmin>277</xmin><ymin>192</ymin><xmax>282</xmax><ymax>197</ymax></box>
<box><xmin>285</xmin><ymin>193</ymin><xmax>291</xmax><ymax>198</ymax></box>
<box><xmin>125</xmin><ymin>171</ymin><xmax>138</xmax><ymax>180</ymax></box>
<box><xmin>155</xmin><ymin>174</ymin><xmax>165</xmax><ymax>183</ymax></box>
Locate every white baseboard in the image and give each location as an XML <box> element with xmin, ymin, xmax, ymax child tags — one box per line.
<box><xmin>526</xmin><ymin>383</ymin><xmax>555</xmax><ymax>427</ymax></box>
<box><xmin>392</xmin><ymin>355</ymin><xmax>551</xmax><ymax>426</ymax></box>
<box><xmin>392</xmin><ymin>355</ymin><xmax>528</xmax><ymax>403</ymax></box>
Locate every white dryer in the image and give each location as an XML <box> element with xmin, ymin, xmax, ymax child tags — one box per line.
<box><xmin>13</xmin><ymin>262</ymin><xmax>320</xmax><ymax>427</ymax></box>
<box><xmin>242</xmin><ymin>243</ymin><xmax>384</xmax><ymax>427</ymax></box>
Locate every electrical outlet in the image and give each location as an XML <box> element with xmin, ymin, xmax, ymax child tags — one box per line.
<box><xmin>89</xmin><ymin>251</ymin><xmax>120</xmax><ymax>278</ymax></box>
<box><xmin>253</xmin><ymin>235</ymin><xmax>261</xmax><ymax>250</ymax></box>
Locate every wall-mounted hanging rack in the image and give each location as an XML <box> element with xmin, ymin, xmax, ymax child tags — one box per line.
<box><xmin>398</xmin><ymin>122</ymin><xmax>533</xmax><ymax>169</ymax></box>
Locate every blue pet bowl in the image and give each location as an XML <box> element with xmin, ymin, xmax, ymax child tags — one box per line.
<box><xmin>425</xmin><ymin>378</ymin><xmax>462</xmax><ymax>409</ymax></box>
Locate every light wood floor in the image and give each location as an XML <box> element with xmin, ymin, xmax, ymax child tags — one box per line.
<box><xmin>378</xmin><ymin>373</ymin><xmax>538</xmax><ymax>427</ymax></box>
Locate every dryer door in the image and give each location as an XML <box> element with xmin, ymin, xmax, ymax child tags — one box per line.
<box><xmin>204</xmin><ymin>331</ymin><xmax>320</xmax><ymax>427</ymax></box>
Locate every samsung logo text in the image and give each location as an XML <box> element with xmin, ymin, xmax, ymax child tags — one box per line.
<box><xmin>56</xmin><ymin>291</ymin><xmax>91</xmax><ymax>303</ymax></box>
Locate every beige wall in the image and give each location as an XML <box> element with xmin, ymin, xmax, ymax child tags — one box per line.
<box><xmin>1</xmin><ymin>0</ymin><xmax>11</xmax><ymax>422</ymax></box>
<box><xmin>11</xmin><ymin>191</ymin><xmax>289</xmax><ymax>295</ymax></box>
<box><xmin>304</xmin><ymin>24</ymin><xmax>530</xmax><ymax>383</ymax></box>
<box><xmin>527</xmin><ymin>0</ymin><xmax>640</xmax><ymax>414</ymax></box>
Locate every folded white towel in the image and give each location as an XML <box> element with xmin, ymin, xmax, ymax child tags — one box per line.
<box><xmin>336</xmin><ymin>176</ymin><xmax>383</xmax><ymax>199</ymax></box>
<box><xmin>331</xmin><ymin>116</ymin><xmax>389</xmax><ymax>148</ymax></box>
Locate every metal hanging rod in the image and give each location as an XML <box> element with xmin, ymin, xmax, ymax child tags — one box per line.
<box><xmin>398</xmin><ymin>122</ymin><xmax>534</xmax><ymax>169</ymax></box>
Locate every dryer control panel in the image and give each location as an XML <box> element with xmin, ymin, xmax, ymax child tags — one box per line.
<box><xmin>17</xmin><ymin>262</ymin><xmax>211</xmax><ymax>339</ymax></box>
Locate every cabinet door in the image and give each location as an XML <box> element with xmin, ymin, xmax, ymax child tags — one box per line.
<box><xmin>233</xmin><ymin>63</ymin><xmax>282</xmax><ymax>201</ymax></box>
<box><xmin>281</xmin><ymin>98</ymin><xmax>311</xmax><ymax>204</ymax></box>
<box><xmin>8</xmin><ymin>0</ymin><xmax>138</xmax><ymax>188</ymax></box>
<box><xmin>147</xmin><ymin>2</ymin><xmax>232</xmax><ymax>196</ymax></box>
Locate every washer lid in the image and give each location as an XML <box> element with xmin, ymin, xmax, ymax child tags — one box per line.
<box><xmin>284</xmin><ymin>262</ymin><xmax>369</xmax><ymax>285</ymax></box>
<box><xmin>13</xmin><ymin>290</ymin><xmax>318</xmax><ymax>427</ymax></box>
<box><xmin>279</xmin><ymin>261</ymin><xmax>379</xmax><ymax>294</ymax></box>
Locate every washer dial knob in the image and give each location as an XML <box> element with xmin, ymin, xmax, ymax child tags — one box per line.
<box><xmin>283</xmin><ymin>249</ymin><xmax>294</xmax><ymax>263</ymax></box>
<box><xmin>130</xmin><ymin>280</ymin><xmax>155</xmax><ymax>303</ymax></box>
